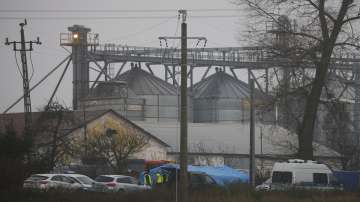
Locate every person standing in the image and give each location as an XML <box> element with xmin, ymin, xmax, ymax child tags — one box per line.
<box><xmin>155</xmin><ymin>172</ymin><xmax>164</xmax><ymax>186</ymax></box>
<box><xmin>144</xmin><ymin>170</ymin><xmax>152</xmax><ymax>186</ymax></box>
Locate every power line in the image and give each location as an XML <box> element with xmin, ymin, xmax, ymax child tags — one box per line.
<box><xmin>0</xmin><ymin>15</ymin><xmax>243</xmax><ymax>20</ymax></box>
<box><xmin>14</xmin><ymin>52</ymin><xmax>23</xmax><ymax>78</ymax></box>
<box><xmin>0</xmin><ymin>16</ymin><xmax>177</xmax><ymax>20</ymax></box>
<box><xmin>29</xmin><ymin>51</ymin><xmax>35</xmax><ymax>81</ymax></box>
<box><xmin>103</xmin><ymin>17</ymin><xmax>174</xmax><ymax>43</ymax></box>
<box><xmin>189</xmin><ymin>15</ymin><xmax>244</xmax><ymax>18</ymax></box>
<box><xmin>0</xmin><ymin>8</ymin><xmax>240</xmax><ymax>13</ymax></box>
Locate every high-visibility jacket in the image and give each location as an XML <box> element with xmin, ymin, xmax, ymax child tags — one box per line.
<box><xmin>144</xmin><ymin>174</ymin><xmax>152</xmax><ymax>185</ymax></box>
<box><xmin>156</xmin><ymin>173</ymin><xmax>164</xmax><ymax>184</ymax></box>
<box><xmin>163</xmin><ymin>173</ymin><xmax>169</xmax><ymax>182</ymax></box>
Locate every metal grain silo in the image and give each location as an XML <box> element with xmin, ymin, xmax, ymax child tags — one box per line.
<box><xmin>116</xmin><ymin>67</ymin><xmax>191</xmax><ymax>122</ymax></box>
<box><xmin>193</xmin><ymin>69</ymin><xmax>264</xmax><ymax>122</ymax></box>
<box><xmin>80</xmin><ymin>81</ymin><xmax>145</xmax><ymax>121</ymax></box>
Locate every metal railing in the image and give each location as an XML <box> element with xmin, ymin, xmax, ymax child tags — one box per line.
<box><xmin>86</xmin><ymin>43</ymin><xmax>360</xmax><ymax>69</ymax></box>
<box><xmin>60</xmin><ymin>32</ymin><xmax>100</xmax><ymax>46</ymax></box>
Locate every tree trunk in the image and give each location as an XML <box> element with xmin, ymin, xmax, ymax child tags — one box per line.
<box><xmin>297</xmin><ymin>0</ymin><xmax>351</xmax><ymax>159</ymax></box>
<box><xmin>50</xmin><ymin>113</ymin><xmax>63</xmax><ymax>170</ymax></box>
<box><xmin>298</xmin><ymin>46</ymin><xmax>332</xmax><ymax>160</ymax></box>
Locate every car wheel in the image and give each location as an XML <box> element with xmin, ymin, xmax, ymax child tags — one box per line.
<box><xmin>117</xmin><ymin>188</ymin><xmax>125</xmax><ymax>192</ymax></box>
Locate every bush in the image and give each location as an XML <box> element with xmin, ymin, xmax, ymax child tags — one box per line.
<box><xmin>0</xmin><ymin>128</ymin><xmax>30</xmax><ymax>191</ymax></box>
<box><xmin>1</xmin><ymin>186</ymin><xmax>360</xmax><ymax>202</ymax></box>
<box><xmin>0</xmin><ymin>157</ymin><xmax>27</xmax><ymax>191</ymax></box>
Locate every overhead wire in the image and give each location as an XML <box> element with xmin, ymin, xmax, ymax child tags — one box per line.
<box><xmin>0</xmin><ymin>8</ymin><xmax>244</xmax><ymax>21</ymax></box>
<box><xmin>171</xmin><ymin>15</ymin><xmax>180</xmax><ymax>48</ymax></box>
<box><xmin>3</xmin><ymin>55</ymin><xmax>71</xmax><ymax>113</ymax></box>
<box><xmin>0</xmin><ymin>15</ymin><xmax>244</xmax><ymax>20</ymax></box>
<box><xmin>104</xmin><ymin>16</ymin><xmax>175</xmax><ymax>43</ymax></box>
<box><xmin>14</xmin><ymin>51</ymin><xmax>23</xmax><ymax>78</ymax></box>
<box><xmin>29</xmin><ymin>51</ymin><xmax>35</xmax><ymax>81</ymax></box>
<box><xmin>0</xmin><ymin>8</ymin><xmax>240</xmax><ymax>13</ymax></box>
<box><xmin>0</xmin><ymin>16</ymin><xmax>177</xmax><ymax>20</ymax></box>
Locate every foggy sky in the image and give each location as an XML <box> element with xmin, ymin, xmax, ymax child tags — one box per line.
<box><xmin>0</xmin><ymin>0</ymin><xmax>247</xmax><ymax>113</ymax></box>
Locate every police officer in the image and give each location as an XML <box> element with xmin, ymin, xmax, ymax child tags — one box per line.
<box><xmin>144</xmin><ymin>170</ymin><xmax>152</xmax><ymax>186</ymax></box>
<box><xmin>155</xmin><ymin>172</ymin><xmax>164</xmax><ymax>185</ymax></box>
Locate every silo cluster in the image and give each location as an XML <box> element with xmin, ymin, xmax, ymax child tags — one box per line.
<box><xmin>81</xmin><ymin>66</ymin><xmax>269</xmax><ymax>123</ymax></box>
<box><xmin>81</xmin><ymin>66</ymin><xmax>186</xmax><ymax>122</ymax></box>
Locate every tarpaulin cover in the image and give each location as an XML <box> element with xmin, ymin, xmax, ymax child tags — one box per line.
<box><xmin>139</xmin><ymin>163</ymin><xmax>249</xmax><ymax>186</ymax></box>
<box><xmin>333</xmin><ymin>171</ymin><xmax>360</xmax><ymax>192</ymax></box>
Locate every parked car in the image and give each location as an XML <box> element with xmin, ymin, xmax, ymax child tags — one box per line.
<box><xmin>165</xmin><ymin>170</ymin><xmax>218</xmax><ymax>189</ymax></box>
<box><xmin>23</xmin><ymin>174</ymin><xmax>83</xmax><ymax>190</ymax></box>
<box><xmin>256</xmin><ymin>159</ymin><xmax>342</xmax><ymax>191</ymax></box>
<box><xmin>62</xmin><ymin>174</ymin><xmax>95</xmax><ymax>191</ymax></box>
<box><xmin>255</xmin><ymin>178</ymin><xmax>271</xmax><ymax>191</ymax></box>
<box><xmin>92</xmin><ymin>175</ymin><xmax>151</xmax><ymax>192</ymax></box>
<box><xmin>188</xmin><ymin>171</ymin><xmax>218</xmax><ymax>189</ymax></box>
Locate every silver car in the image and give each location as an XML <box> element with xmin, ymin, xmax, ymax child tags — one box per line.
<box><xmin>62</xmin><ymin>174</ymin><xmax>95</xmax><ymax>191</ymax></box>
<box><xmin>23</xmin><ymin>174</ymin><xmax>82</xmax><ymax>190</ymax></box>
<box><xmin>92</xmin><ymin>175</ymin><xmax>151</xmax><ymax>192</ymax></box>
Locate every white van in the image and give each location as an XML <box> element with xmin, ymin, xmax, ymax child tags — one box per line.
<box><xmin>257</xmin><ymin>159</ymin><xmax>341</xmax><ymax>191</ymax></box>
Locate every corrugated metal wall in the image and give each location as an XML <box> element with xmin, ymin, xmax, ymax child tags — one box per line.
<box><xmin>193</xmin><ymin>98</ymin><xmax>250</xmax><ymax>122</ymax></box>
<box><xmin>81</xmin><ymin>97</ymin><xmax>145</xmax><ymax>121</ymax></box>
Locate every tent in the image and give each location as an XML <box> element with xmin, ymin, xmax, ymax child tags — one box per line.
<box><xmin>139</xmin><ymin>163</ymin><xmax>249</xmax><ymax>186</ymax></box>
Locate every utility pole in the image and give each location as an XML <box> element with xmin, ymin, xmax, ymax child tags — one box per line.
<box><xmin>179</xmin><ymin>9</ymin><xmax>188</xmax><ymax>202</ymax></box>
<box><xmin>249</xmin><ymin>78</ymin><xmax>256</xmax><ymax>187</ymax></box>
<box><xmin>5</xmin><ymin>19</ymin><xmax>41</xmax><ymax>136</ymax></box>
<box><xmin>158</xmin><ymin>11</ymin><xmax>206</xmax><ymax>202</ymax></box>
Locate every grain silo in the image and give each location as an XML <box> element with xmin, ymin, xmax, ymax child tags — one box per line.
<box><xmin>192</xmin><ymin>68</ymin><xmax>269</xmax><ymax>122</ymax></box>
<box><xmin>80</xmin><ymin>81</ymin><xmax>145</xmax><ymax>121</ymax></box>
<box><xmin>115</xmin><ymin>66</ymin><xmax>192</xmax><ymax>122</ymax></box>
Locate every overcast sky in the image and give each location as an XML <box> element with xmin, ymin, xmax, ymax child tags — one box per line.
<box><xmin>0</xmin><ymin>0</ymin><xmax>248</xmax><ymax>113</ymax></box>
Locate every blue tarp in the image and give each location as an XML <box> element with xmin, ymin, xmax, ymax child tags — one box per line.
<box><xmin>139</xmin><ymin>164</ymin><xmax>249</xmax><ymax>186</ymax></box>
<box><xmin>333</xmin><ymin>171</ymin><xmax>360</xmax><ymax>192</ymax></box>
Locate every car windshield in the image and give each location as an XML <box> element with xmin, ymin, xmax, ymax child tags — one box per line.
<box><xmin>95</xmin><ymin>176</ymin><xmax>114</xmax><ymax>182</ymax></box>
<box><xmin>272</xmin><ymin>171</ymin><xmax>292</xmax><ymax>184</ymax></box>
<box><xmin>76</xmin><ymin>176</ymin><xmax>94</xmax><ymax>185</ymax></box>
<box><xmin>27</xmin><ymin>175</ymin><xmax>49</xmax><ymax>181</ymax></box>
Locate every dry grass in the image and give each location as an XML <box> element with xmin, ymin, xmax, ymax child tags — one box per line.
<box><xmin>1</xmin><ymin>184</ymin><xmax>359</xmax><ymax>202</ymax></box>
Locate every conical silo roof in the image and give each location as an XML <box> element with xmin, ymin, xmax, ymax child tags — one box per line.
<box><xmin>115</xmin><ymin>67</ymin><xmax>178</xmax><ymax>95</ymax></box>
<box><xmin>91</xmin><ymin>81</ymin><xmax>138</xmax><ymax>98</ymax></box>
<box><xmin>193</xmin><ymin>70</ymin><xmax>261</xmax><ymax>99</ymax></box>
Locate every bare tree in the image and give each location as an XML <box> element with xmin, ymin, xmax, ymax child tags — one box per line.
<box><xmin>85</xmin><ymin>121</ymin><xmax>148</xmax><ymax>173</ymax></box>
<box><xmin>32</xmin><ymin>102</ymin><xmax>76</xmax><ymax>172</ymax></box>
<box><xmin>322</xmin><ymin>99</ymin><xmax>359</xmax><ymax>169</ymax></box>
<box><xmin>237</xmin><ymin>0</ymin><xmax>360</xmax><ymax>159</ymax></box>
